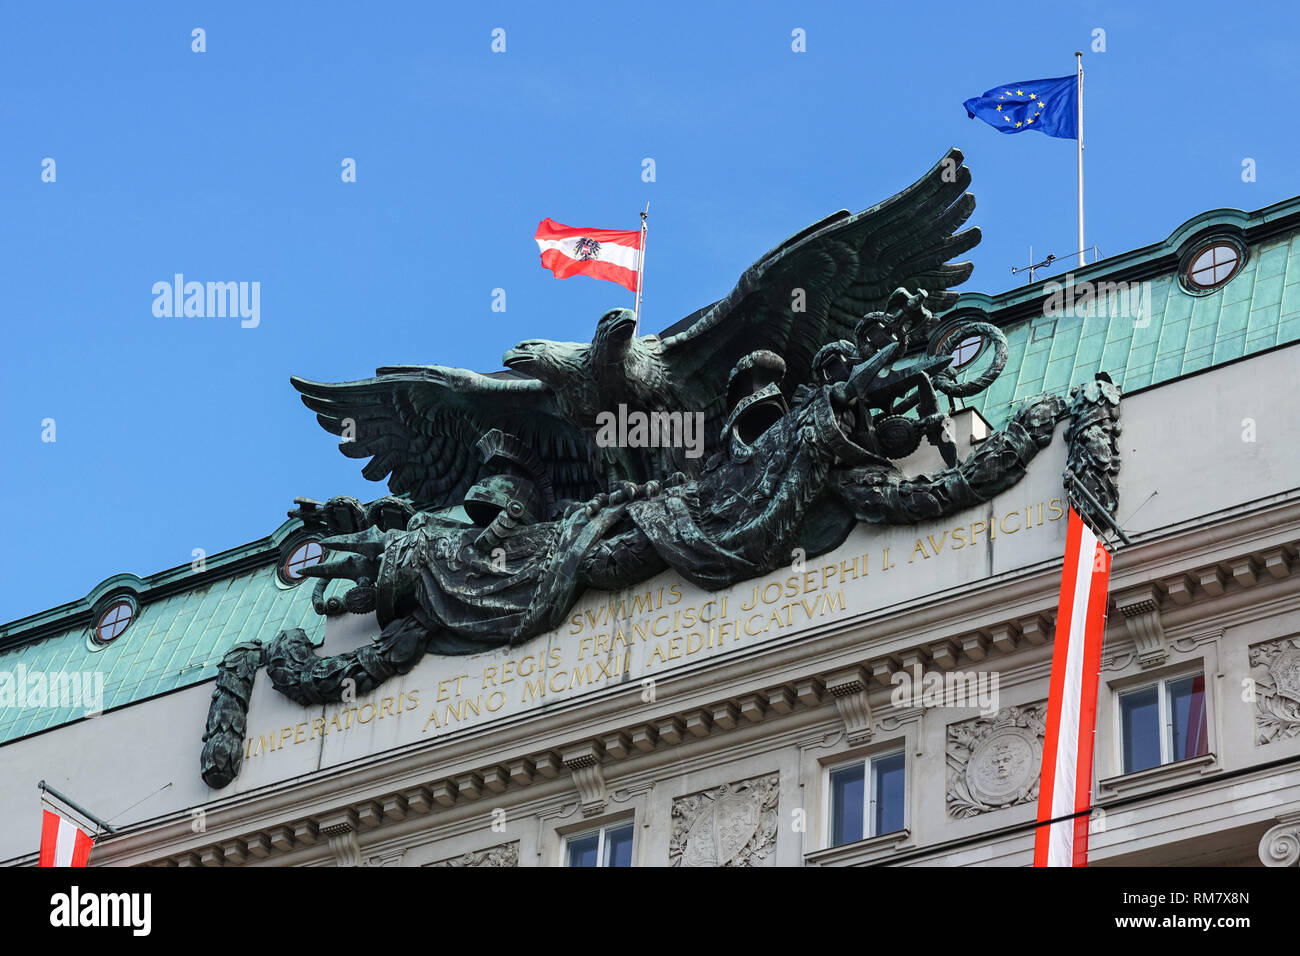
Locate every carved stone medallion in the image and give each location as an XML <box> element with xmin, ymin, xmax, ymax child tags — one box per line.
<box><xmin>425</xmin><ymin>841</ymin><xmax>519</xmax><ymax>867</ymax></box>
<box><xmin>1249</xmin><ymin>637</ymin><xmax>1300</xmax><ymax>744</ymax></box>
<box><xmin>669</xmin><ymin>773</ymin><xmax>779</xmax><ymax>867</ymax></box>
<box><xmin>947</xmin><ymin>703</ymin><xmax>1046</xmax><ymax>817</ymax></box>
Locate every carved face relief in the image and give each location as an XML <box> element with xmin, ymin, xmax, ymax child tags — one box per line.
<box><xmin>968</xmin><ymin>730</ymin><xmax>1034</xmax><ymax>803</ymax></box>
<box><xmin>947</xmin><ymin>704</ymin><xmax>1046</xmax><ymax>817</ymax></box>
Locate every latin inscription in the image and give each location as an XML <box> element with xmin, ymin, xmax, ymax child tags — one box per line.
<box><xmin>243</xmin><ymin>497</ymin><xmax>1064</xmax><ymax>758</ymax></box>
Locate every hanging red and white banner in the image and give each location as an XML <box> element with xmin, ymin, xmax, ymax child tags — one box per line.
<box><xmin>1034</xmin><ymin>505</ymin><xmax>1111</xmax><ymax>867</ymax></box>
<box><xmin>39</xmin><ymin>808</ymin><xmax>95</xmax><ymax>867</ymax></box>
<box><xmin>534</xmin><ymin>218</ymin><xmax>642</xmax><ymax>292</ymax></box>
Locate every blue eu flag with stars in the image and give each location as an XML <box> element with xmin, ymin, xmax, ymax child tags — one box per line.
<box><xmin>963</xmin><ymin>75</ymin><xmax>1078</xmax><ymax>139</ymax></box>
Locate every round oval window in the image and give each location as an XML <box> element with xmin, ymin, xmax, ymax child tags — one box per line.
<box><xmin>95</xmin><ymin>600</ymin><xmax>134</xmax><ymax>644</ymax></box>
<box><xmin>950</xmin><ymin>334</ymin><xmax>984</xmax><ymax>369</ymax></box>
<box><xmin>1186</xmin><ymin>242</ymin><xmax>1241</xmax><ymax>291</ymax></box>
<box><xmin>283</xmin><ymin>540</ymin><xmax>325</xmax><ymax>582</ymax></box>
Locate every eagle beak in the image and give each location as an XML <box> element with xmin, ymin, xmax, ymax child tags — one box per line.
<box><xmin>602</xmin><ymin>309</ymin><xmax>637</xmax><ymax>338</ymax></box>
<box><xmin>503</xmin><ymin>346</ymin><xmax>534</xmax><ymax>371</ymax></box>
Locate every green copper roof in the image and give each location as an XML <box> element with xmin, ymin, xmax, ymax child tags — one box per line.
<box><xmin>0</xmin><ymin>521</ymin><xmax>327</xmax><ymax>745</ymax></box>
<box><xmin>952</xmin><ymin>195</ymin><xmax>1300</xmax><ymax>427</ymax></box>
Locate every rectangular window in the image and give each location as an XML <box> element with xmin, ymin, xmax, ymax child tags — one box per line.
<box><xmin>565</xmin><ymin>822</ymin><xmax>634</xmax><ymax>867</ymax></box>
<box><xmin>1118</xmin><ymin>673</ymin><xmax>1209</xmax><ymax>773</ymax></box>
<box><xmin>828</xmin><ymin>750</ymin><xmax>906</xmax><ymax>847</ymax></box>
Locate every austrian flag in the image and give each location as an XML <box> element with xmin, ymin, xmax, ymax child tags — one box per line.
<box><xmin>534</xmin><ymin>218</ymin><xmax>643</xmax><ymax>292</ymax></box>
<box><xmin>39</xmin><ymin>809</ymin><xmax>94</xmax><ymax>867</ymax></box>
<box><xmin>1034</xmin><ymin>506</ymin><xmax>1112</xmax><ymax>867</ymax></box>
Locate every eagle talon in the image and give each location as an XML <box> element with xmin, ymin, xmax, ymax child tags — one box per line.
<box><xmin>607</xmin><ymin>480</ymin><xmax>641</xmax><ymax>506</ymax></box>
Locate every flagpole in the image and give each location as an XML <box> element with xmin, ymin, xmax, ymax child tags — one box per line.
<box><xmin>1075</xmin><ymin>51</ymin><xmax>1085</xmax><ymax>268</ymax></box>
<box><xmin>38</xmin><ymin>780</ymin><xmax>118</xmax><ymax>834</ymax></box>
<box><xmin>634</xmin><ymin>203</ymin><xmax>648</xmax><ymax>335</ymax></box>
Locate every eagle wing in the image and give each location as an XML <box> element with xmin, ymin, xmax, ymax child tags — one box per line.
<box><xmin>291</xmin><ymin>366</ymin><xmax>600</xmax><ymax>512</ymax></box>
<box><xmin>660</xmin><ymin>147</ymin><xmax>980</xmax><ymax>439</ymax></box>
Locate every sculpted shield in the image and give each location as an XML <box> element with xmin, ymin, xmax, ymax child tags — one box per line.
<box><xmin>1268</xmin><ymin>646</ymin><xmax>1300</xmax><ymax>706</ymax></box>
<box><xmin>682</xmin><ymin>792</ymin><xmax>761</xmax><ymax>867</ymax></box>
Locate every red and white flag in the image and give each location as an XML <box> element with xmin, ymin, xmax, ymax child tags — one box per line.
<box><xmin>39</xmin><ymin>808</ymin><xmax>95</xmax><ymax>867</ymax></box>
<box><xmin>534</xmin><ymin>218</ymin><xmax>642</xmax><ymax>292</ymax></box>
<box><xmin>1034</xmin><ymin>506</ymin><xmax>1111</xmax><ymax>867</ymax></box>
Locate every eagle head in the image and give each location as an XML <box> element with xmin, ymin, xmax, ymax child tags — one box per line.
<box><xmin>590</xmin><ymin>308</ymin><xmax>637</xmax><ymax>368</ymax></box>
<box><xmin>503</xmin><ymin>338</ymin><xmax>586</xmax><ymax>390</ymax></box>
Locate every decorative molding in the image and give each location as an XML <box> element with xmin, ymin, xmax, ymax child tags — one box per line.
<box><xmin>1097</xmin><ymin>752</ymin><xmax>1218</xmax><ymax>797</ymax></box>
<box><xmin>668</xmin><ymin>772</ymin><xmax>779</xmax><ymax>867</ymax></box>
<box><xmin>1163</xmin><ymin>573</ymin><xmax>1194</xmax><ymax>606</ymax></box>
<box><xmin>823</xmin><ymin>666</ymin><xmax>872</xmax><ymax>745</ymax></box>
<box><xmin>1248</xmin><ymin>636</ymin><xmax>1300</xmax><ymax>745</ymax></box>
<box><xmin>427</xmin><ymin>841</ymin><xmax>519</xmax><ymax>868</ymax></box>
<box><xmin>1169</xmin><ymin>628</ymin><xmax>1223</xmax><ymax>654</ymax></box>
<box><xmin>317</xmin><ymin>809</ymin><xmax>361</xmax><ymax>867</ymax></box>
<box><xmin>536</xmin><ymin>800</ymin><xmax>582</xmax><ymax>823</ymax></box>
<box><xmin>876</xmin><ymin>706</ymin><xmax>924</xmax><ymax>756</ymax></box>
<box><xmin>796</xmin><ymin>729</ymin><xmax>844</xmax><ymax>753</ymax></box>
<box><xmin>987</xmin><ymin>622</ymin><xmax>1020</xmax><ymax>656</ymax></box>
<box><xmin>1229</xmin><ymin>556</ymin><xmax>1259</xmax><ymax>589</ymax></box>
<box><xmin>927</xmin><ymin>640</ymin><xmax>960</xmax><ymax>670</ymax></box>
<box><xmin>609</xmin><ymin>781</ymin><xmax>655</xmax><ymax>805</ymax></box>
<box><xmin>562</xmin><ymin>742</ymin><xmax>608</xmax><ymax>817</ymax></box>
<box><xmin>1019</xmin><ymin>613</ymin><xmax>1052</xmax><ymax>646</ymax></box>
<box><xmin>365</xmin><ymin>847</ymin><xmax>408</xmax><ymax>868</ymax></box>
<box><xmin>960</xmin><ymin>632</ymin><xmax>989</xmax><ymax>662</ymax></box>
<box><xmin>1261</xmin><ymin>547</ymin><xmax>1294</xmax><ymax>580</ymax></box>
<box><xmin>1100</xmin><ymin>651</ymin><xmax>1134</xmax><ymax>673</ymax></box>
<box><xmin>219</xmin><ymin>839</ymin><xmax>247</xmax><ymax>865</ymax></box>
<box><xmin>1113</xmin><ymin>584</ymin><xmax>1167</xmax><ymax>668</ymax></box>
<box><xmin>946</xmin><ymin>703</ymin><xmax>1046</xmax><ymax>817</ymax></box>
<box><xmin>804</xmin><ymin>828</ymin><xmax>912</xmax><ymax>866</ymax></box>
<box><xmin>1258</xmin><ymin>812</ymin><xmax>1300</xmax><ymax>867</ymax></box>
<box><xmin>1197</xmin><ymin>567</ymin><xmax>1226</xmax><ymax>597</ymax></box>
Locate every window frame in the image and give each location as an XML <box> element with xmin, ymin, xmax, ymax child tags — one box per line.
<box><xmin>93</xmin><ymin>598</ymin><xmax>135</xmax><ymax>645</ymax></box>
<box><xmin>1115</xmin><ymin>668</ymin><xmax>1209</xmax><ymax>774</ymax></box>
<box><xmin>1185</xmin><ymin>242</ymin><xmax>1240</xmax><ymax>290</ymax></box>
<box><xmin>824</xmin><ymin>748</ymin><xmax>907</xmax><ymax>848</ymax></box>
<box><xmin>279</xmin><ymin>538</ymin><xmax>326</xmax><ymax>586</ymax></box>
<box><xmin>563</xmin><ymin>820</ymin><xmax>635</xmax><ymax>867</ymax></box>
<box><xmin>949</xmin><ymin>334</ymin><xmax>985</xmax><ymax>370</ymax></box>
<box><xmin>1179</xmin><ymin>236</ymin><xmax>1247</xmax><ymax>295</ymax></box>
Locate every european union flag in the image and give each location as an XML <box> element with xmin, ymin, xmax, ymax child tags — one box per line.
<box><xmin>963</xmin><ymin>75</ymin><xmax>1078</xmax><ymax>139</ymax></box>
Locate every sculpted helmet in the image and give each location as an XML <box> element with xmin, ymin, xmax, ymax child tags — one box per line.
<box><xmin>811</xmin><ymin>340</ymin><xmax>860</xmax><ymax>385</ymax></box>
<box><xmin>722</xmin><ymin>350</ymin><xmax>789</xmax><ymax>454</ymax></box>
<box><xmin>461</xmin><ymin>428</ymin><xmax>556</xmax><ymax>527</ymax></box>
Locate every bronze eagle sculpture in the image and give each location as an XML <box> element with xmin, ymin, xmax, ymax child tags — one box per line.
<box><xmin>200</xmin><ymin>148</ymin><xmax>1130</xmax><ymax>789</ymax></box>
<box><xmin>290</xmin><ymin>147</ymin><xmax>981</xmax><ymax>515</ymax></box>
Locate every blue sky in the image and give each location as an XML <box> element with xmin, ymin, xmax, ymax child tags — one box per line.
<box><xmin>2</xmin><ymin>1</ymin><xmax>1295</xmax><ymax>623</ymax></box>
